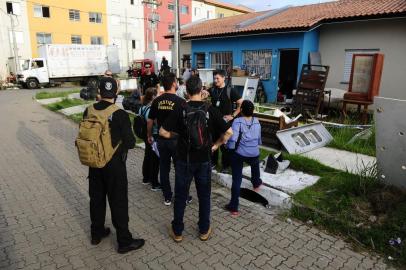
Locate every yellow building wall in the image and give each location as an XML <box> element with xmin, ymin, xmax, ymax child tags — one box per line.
<box><xmin>215</xmin><ymin>6</ymin><xmax>245</xmax><ymax>18</ymax></box>
<box><xmin>27</xmin><ymin>0</ymin><xmax>108</xmax><ymax>57</ymax></box>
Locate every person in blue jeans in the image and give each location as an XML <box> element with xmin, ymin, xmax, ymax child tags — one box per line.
<box><xmin>160</xmin><ymin>75</ymin><xmax>233</xmax><ymax>242</ymax></box>
<box><xmin>225</xmin><ymin>100</ymin><xmax>263</xmax><ymax>216</ymax></box>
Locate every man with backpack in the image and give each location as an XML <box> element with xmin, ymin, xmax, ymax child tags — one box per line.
<box><xmin>77</xmin><ymin>77</ymin><xmax>145</xmax><ymax>254</ymax></box>
<box><xmin>207</xmin><ymin>69</ymin><xmax>243</xmax><ymax>172</ymax></box>
<box><xmin>147</xmin><ymin>73</ymin><xmax>186</xmax><ymax>206</ymax></box>
<box><xmin>159</xmin><ymin>75</ymin><xmax>233</xmax><ymax>242</ymax></box>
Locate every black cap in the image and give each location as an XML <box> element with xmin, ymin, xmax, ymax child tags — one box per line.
<box><xmin>99</xmin><ymin>77</ymin><xmax>118</xmax><ymax>99</ymax></box>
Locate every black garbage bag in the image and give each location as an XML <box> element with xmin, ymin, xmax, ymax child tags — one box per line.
<box><xmin>122</xmin><ymin>90</ymin><xmax>142</xmax><ymax>113</ymax></box>
<box><xmin>80</xmin><ymin>87</ymin><xmax>98</xmax><ymax>100</ymax></box>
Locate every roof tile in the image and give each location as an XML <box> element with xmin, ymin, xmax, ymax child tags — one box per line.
<box><xmin>179</xmin><ymin>0</ymin><xmax>406</xmax><ymax>39</ymax></box>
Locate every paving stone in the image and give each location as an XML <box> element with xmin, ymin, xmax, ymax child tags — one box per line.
<box><xmin>0</xmin><ymin>89</ymin><xmax>390</xmax><ymax>270</ymax></box>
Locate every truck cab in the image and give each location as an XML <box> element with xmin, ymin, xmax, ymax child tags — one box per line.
<box><xmin>19</xmin><ymin>58</ymin><xmax>49</xmax><ymax>89</ymax></box>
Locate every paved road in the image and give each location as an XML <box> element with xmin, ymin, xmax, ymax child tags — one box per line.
<box><xmin>0</xmin><ymin>89</ymin><xmax>390</xmax><ymax>269</ymax></box>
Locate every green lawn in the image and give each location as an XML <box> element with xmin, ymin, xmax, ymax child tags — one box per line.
<box><xmin>68</xmin><ymin>113</ymin><xmax>84</xmax><ymax>123</ymax></box>
<box><xmin>257</xmin><ymin>147</ymin><xmax>406</xmax><ymax>266</ymax></box>
<box><xmin>35</xmin><ymin>89</ymin><xmax>79</xmax><ymax>99</ymax></box>
<box><xmin>46</xmin><ymin>98</ymin><xmax>88</xmax><ymax>111</ymax></box>
<box><xmin>327</xmin><ymin>126</ymin><xmax>376</xmax><ymax>156</ymax></box>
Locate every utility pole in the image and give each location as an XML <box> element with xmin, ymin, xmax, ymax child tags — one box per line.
<box><xmin>142</xmin><ymin>1</ymin><xmax>160</xmax><ymax>52</ymax></box>
<box><xmin>10</xmin><ymin>14</ymin><xmax>20</xmax><ymax>74</ymax></box>
<box><xmin>174</xmin><ymin>0</ymin><xmax>180</xmax><ymax>77</ymax></box>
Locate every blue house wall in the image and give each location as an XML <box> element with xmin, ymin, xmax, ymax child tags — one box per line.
<box><xmin>191</xmin><ymin>29</ymin><xmax>319</xmax><ymax>102</ymax></box>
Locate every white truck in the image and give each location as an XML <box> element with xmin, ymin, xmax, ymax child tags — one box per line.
<box><xmin>18</xmin><ymin>44</ymin><xmax>120</xmax><ymax>89</ymax></box>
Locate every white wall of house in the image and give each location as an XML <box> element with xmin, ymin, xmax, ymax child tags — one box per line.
<box><xmin>0</xmin><ymin>0</ymin><xmax>32</xmax><ymax>79</ymax></box>
<box><xmin>107</xmin><ymin>0</ymin><xmax>145</xmax><ymax>72</ymax></box>
<box><xmin>171</xmin><ymin>39</ymin><xmax>191</xmax><ymax>71</ymax></box>
<box><xmin>192</xmin><ymin>1</ymin><xmax>215</xmax><ymax>22</ymax></box>
<box><xmin>319</xmin><ymin>18</ymin><xmax>406</xmax><ymax>100</ymax></box>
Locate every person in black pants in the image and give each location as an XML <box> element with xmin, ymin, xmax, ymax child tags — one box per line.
<box><xmin>84</xmin><ymin>77</ymin><xmax>145</xmax><ymax>254</ymax></box>
<box><xmin>147</xmin><ymin>73</ymin><xmax>186</xmax><ymax>206</ymax></box>
<box><xmin>159</xmin><ymin>75</ymin><xmax>233</xmax><ymax>242</ymax></box>
<box><xmin>140</xmin><ymin>87</ymin><xmax>161</xmax><ymax>191</ymax></box>
<box><xmin>206</xmin><ymin>69</ymin><xmax>243</xmax><ymax>172</ymax></box>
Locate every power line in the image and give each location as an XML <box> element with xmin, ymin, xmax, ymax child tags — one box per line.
<box><xmin>18</xmin><ymin>0</ymin><xmax>181</xmax><ymax>25</ymax></box>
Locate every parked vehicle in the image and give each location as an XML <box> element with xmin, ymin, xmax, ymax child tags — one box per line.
<box><xmin>17</xmin><ymin>44</ymin><xmax>120</xmax><ymax>89</ymax></box>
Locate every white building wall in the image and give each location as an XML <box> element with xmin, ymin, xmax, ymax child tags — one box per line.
<box><xmin>107</xmin><ymin>0</ymin><xmax>145</xmax><ymax>72</ymax></box>
<box><xmin>319</xmin><ymin>18</ymin><xmax>406</xmax><ymax>100</ymax></box>
<box><xmin>0</xmin><ymin>0</ymin><xmax>32</xmax><ymax>79</ymax></box>
<box><xmin>192</xmin><ymin>1</ymin><xmax>215</xmax><ymax>22</ymax></box>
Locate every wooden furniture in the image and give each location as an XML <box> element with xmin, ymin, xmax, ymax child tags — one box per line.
<box><xmin>342</xmin><ymin>99</ymin><xmax>372</xmax><ymax>125</ymax></box>
<box><xmin>254</xmin><ymin>112</ymin><xmax>299</xmax><ymax>148</ymax></box>
<box><xmin>342</xmin><ymin>53</ymin><xmax>384</xmax><ymax>124</ymax></box>
<box><xmin>292</xmin><ymin>64</ymin><xmax>330</xmax><ymax>118</ymax></box>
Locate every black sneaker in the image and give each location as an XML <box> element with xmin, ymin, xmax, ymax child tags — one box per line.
<box><xmin>164</xmin><ymin>199</ymin><xmax>172</xmax><ymax>206</ymax></box>
<box><xmin>91</xmin><ymin>227</ymin><xmax>111</xmax><ymax>245</ymax></box>
<box><xmin>186</xmin><ymin>196</ymin><xmax>193</xmax><ymax>204</ymax></box>
<box><xmin>151</xmin><ymin>185</ymin><xmax>162</xmax><ymax>192</ymax></box>
<box><xmin>142</xmin><ymin>180</ymin><xmax>150</xmax><ymax>185</ymax></box>
<box><xmin>117</xmin><ymin>238</ymin><xmax>145</xmax><ymax>254</ymax></box>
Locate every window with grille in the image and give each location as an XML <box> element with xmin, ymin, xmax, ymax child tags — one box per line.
<box><xmin>168</xmin><ymin>3</ymin><xmax>175</xmax><ymax>11</ymax></box>
<box><xmin>91</xmin><ymin>36</ymin><xmax>103</xmax><ymax>45</ymax></box>
<box><xmin>242</xmin><ymin>50</ymin><xmax>272</xmax><ymax>79</ymax></box>
<box><xmin>69</xmin><ymin>9</ymin><xmax>80</xmax><ymax>21</ymax></box>
<box><xmin>71</xmin><ymin>35</ymin><xmax>82</xmax><ymax>44</ymax></box>
<box><xmin>34</xmin><ymin>5</ymin><xmax>50</xmax><ymax>18</ymax></box>
<box><xmin>36</xmin><ymin>33</ymin><xmax>52</xmax><ymax>44</ymax></box>
<box><xmin>342</xmin><ymin>49</ymin><xmax>380</xmax><ymax>83</ymax></box>
<box><xmin>210</xmin><ymin>52</ymin><xmax>232</xmax><ymax>70</ymax></box>
<box><xmin>89</xmin><ymin>12</ymin><xmax>102</xmax><ymax>23</ymax></box>
<box><xmin>195</xmin><ymin>53</ymin><xmax>205</xmax><ymax>69</ymax></box>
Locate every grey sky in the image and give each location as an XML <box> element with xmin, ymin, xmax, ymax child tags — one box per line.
<box><xmin>224</xmin><ymin>0</ymin><xmax>336</xmax><ymax>11</ymax></box>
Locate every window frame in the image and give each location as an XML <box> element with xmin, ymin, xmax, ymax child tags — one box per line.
<box><xmin>71</xmin><ymin>35</ymin><xmax>82</xmax><ymax>44</ymax></box>
<box><xmin>242</xmin><ymin>49</ymin><xmax>272</xmax><ymax>80</ymax></box>
<box><xmin>91</xmin><ymin>36</ymin><xmax>103</xmax><ymax>45</ymax></box>
<box><xmin>168</xmin><ymin>3</ymin><xmax>175</xmax><ymax>11</ymax></box>
<box><xmin>342</xmin><ymin>49</ymin><xmax>380</xmax><ymax>84</ymax></box>
<box><xmin>89</xmin><ymin>12</ymin><xmax>102</xmax><ymax>23</ymax></box>
<box><xmin>34</xmin><ymin>5</ymin><xmax>50</xmax><ymax>18</ymax></box>
<box><xmin>180</xmin><ymin>5</ymin><xmax>189</xmax><ymax>14</ymax></box>
<box><xmin>6</xmin><ymin>2</ymin><xmax>21</xmax><ymax>15</ymax></box>
<box><xmin>69</xmin><ymin>9</ymin><xmax>80</xmax><ymax>21</ymax></box>
<box><xmin>210</xmin><ymin>51</ymin><xmax>233</xmax><ymax>71</ymax></box>
<box><xmin>36</xmin><ymin>32</ymin><xmax>52</xmax><ymax>45</ymax></box>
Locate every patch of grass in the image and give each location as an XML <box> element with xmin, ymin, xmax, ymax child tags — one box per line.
<box><xmin>259</xmin><ymin>147</ymin><xmax>406</xmax><ymax>265</ymax></box>
<box><xmin>68</xmin><ymin>113</ymin><xmax>83</xmax><ymax>123</ymax></box>
<box><xmin>35</xmin><ymin>89</ymin><xmax>79</xmax><ymax>99</ymax></box>
<box><xmin>46</xmin><ymin>98</ymin><xmax>87</xmax><ymax>111</ymax></box>
<box><xmin>327</xmin><ymin>127</ymin><xmax>376</xmax><ymax>156</ymax></box>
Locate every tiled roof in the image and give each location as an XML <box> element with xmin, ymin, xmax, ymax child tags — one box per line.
<box><xmin>204</xmin><ymin>0</ymin><xmax>255</xmax><ymax>13</ymax></box>
<box><xmin>178</xmin><ymin>0</ymin><xmax>406</xmax><ymax>39</ymax></box>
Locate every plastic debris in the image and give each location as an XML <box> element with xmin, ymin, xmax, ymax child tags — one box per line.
<box><xmin>286</xmin><ymin>218</ymin><xmax>293</xmax><ymax>224</ymax></box>
<box><xmin>306</xmin><ymin>220</ymin><xmax>314</xmax><ymax>225</ymax></box>
<box><xmin>368</xmin><ymin>215</ymin><xmax>377</xmax><ymax>223</ymax></box>
<box><xmin>389</xmin><ymin>237</ymin><xmax>402</xmax><ymax>246</ymax></box>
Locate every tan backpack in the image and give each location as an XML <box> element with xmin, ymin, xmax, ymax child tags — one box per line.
<box><xmin>75</xmin><ymin>104</ymin><xmax>121</xmax><ymax>168</ymax></box>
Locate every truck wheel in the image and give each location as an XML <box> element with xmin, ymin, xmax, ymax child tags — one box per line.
<box><xmin>87</xmin><ymin>78</ymin><xmax>99</xmax><ymax>89</ymax></box>
<box><xmin>26</xmin><ymin>79</ymin><xmax>39</xmax><ymax>89</ymax></box>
